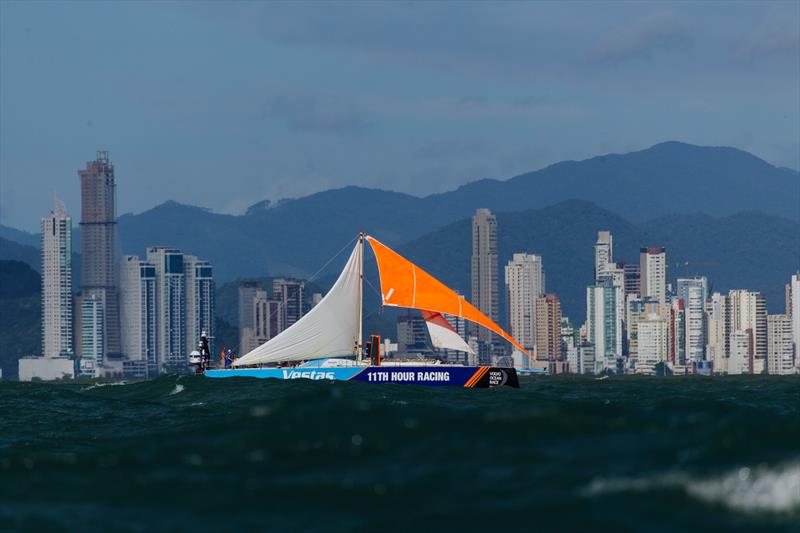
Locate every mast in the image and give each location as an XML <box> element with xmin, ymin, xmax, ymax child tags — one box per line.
<box><xmin>356</xmin><ymin>231</ymin><xmax>364</xmax><ymax>360</ymax></box>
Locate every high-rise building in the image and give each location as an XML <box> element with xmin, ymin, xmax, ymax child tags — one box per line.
<box><xmin>706</xmin><ymin>292</ymin><xmax>727</xmax><ymax>372</ymax></box>
<box><xmin>623</xmin><ymin>263</ymin><xmax>641</xmax><ymax>297</ymax></box>
<box><xmin>253</xmin><ymin>289</ymin><xmax>284</xmax><ymax>347</ymax></box>
<box><xmin>535</xmin><ymin>294</ymin><xmax>562</xmax><ymax>366</ymax></box>
<box><xmin>791</xmin><ymin>273</ymin><xmax>800</xmax><ymax>369</ymax></box>
<box><xmin>669</xmin><ymin>299</ymin><xmax>686</xmax><ymax>366</ymax></box>
<box><xmin>626</xmin><ymin>296</ymin><xmax>660</xmax><ymax>364</ymax></box>
<box><xmin>80</xmin><ymin>294</ymin><xmax>104</xmax><ymax>377</ymax></box>
<box><xmin>41</xmin><ymin>198</ymin><xmax>73</xmax><ymax>359</ymax></box>
<box><xmin>640</xmin><ymin>247</ymin><xmax>667</xmax><ymax>305</ymax></box>
<box><xmin>184</xmin><ymin>255</ymin><xmax>215</xmax><ymax>357</ymax></box>
<box><xmin>272</xmin><ymin>278</ymin><xmax>305</xmax><ymax>328</ymax></box>
<box><xmin>238</xmin><ymin>281</ymin><xmax>260</xmax><ymax>355</ymax></box>
<box><xmin>767</xmin><ymin>315</ymin><xmax>795</xmax><ymax>375</ymax></box>
<box><xmin>471</xmin><ymin>208</ymin><xmax>499</xmax><ymax>360</ymax></box>
<box><xmin>728</xmin><ymin>330</ymin><xmax>751</xmax><ymax>375</ymax></box>
<box><xmin>726</xmin><ymin>289</ymin><xmax>767</xmax><ymax>374</ymax></box>
<box><xmin>594</xmin><ymin>231</ymin><xmax>613</xmax><ymax>281</ymax></box>
<box><xmin>586</xmin><ymin>278</ymin><xmax>623</xmax><ymax>372</ymax></box>
<box><xmin>120</xmin><ymin>256</ymin><xmax>157</xmax><ymax>376</ymax></box>
<box><xmin>637</xmin><ymin>314</ymin><xmax>668</xmax><ymax>375</ymax></box>
<box><xmin>676</xmin><ymin>277</ymin><xmax>708</xmax><ymax>364</ymax></box>
<box><xmin>79</xmin><ymin>151</ymin><xmax>121</xmax><ymax>359</ymax></box>
<box><xmin>504</xmin><ymin>253</ymin><xmax>545</xmax><ymax>354</ymax></box>
<box><xmin>147</xmin><ymin>247</ymin><xmax>186</xmax><ymax>373</ymax></box>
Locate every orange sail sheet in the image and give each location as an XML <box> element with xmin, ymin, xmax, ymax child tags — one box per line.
<box><xmin>366</xmin><ymin>235</ymin><xmax>530</xmax><ymax>357</ymax></box>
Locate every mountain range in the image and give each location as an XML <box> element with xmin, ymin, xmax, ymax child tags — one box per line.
<box><xmin>1</xmin><ymin>141</ymin><xmax>797</xmax><ymax>329</ymax></box>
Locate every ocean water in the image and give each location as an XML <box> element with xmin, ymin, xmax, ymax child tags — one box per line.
<box><xmin>0</xmin><ymin>375</ymin><xmax>798</xmax><ymax>531</ymax></box>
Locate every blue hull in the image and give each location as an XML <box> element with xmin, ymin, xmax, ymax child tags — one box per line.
<box><xmin>204</xmin><ymin>365</ymin><xmax>519</xmax><ymax>388</ymax></box>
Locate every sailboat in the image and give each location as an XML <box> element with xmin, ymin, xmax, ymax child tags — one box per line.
<box><xmin>204</xmin><ymin>234</ymin><xmax>529</xmax><ymax>387</ymax></box>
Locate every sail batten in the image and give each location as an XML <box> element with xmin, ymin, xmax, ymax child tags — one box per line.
<box><xmin>365</xmin><ymin>235</ymin><xmax>530</xmax><ymax>357</ymax></box>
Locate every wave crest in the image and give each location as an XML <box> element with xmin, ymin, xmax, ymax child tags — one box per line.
<box><xmin>584</xmin><ymin>462</ymin><xmax>800</xmax><ymax>514</ymax></box>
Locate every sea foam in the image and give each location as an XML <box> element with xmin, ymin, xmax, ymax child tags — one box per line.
<box><xmin>584</xmin><ymin>462</ymin><xmax>800</xmax><ymax>514</ymax></box>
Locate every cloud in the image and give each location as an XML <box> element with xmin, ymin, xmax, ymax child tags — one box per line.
<box><xmin>267</xmin><ymin>95</ymin><xmax>374</xmax><ymax>135</ymax></box>
<box><xmin>590</xmin><ymin>11</ymin><xmax>691</xmax><ymax>64</ymax></box>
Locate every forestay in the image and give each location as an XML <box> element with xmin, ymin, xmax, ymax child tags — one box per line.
<box><xmin>233</xmin><ymin>242</ymin><xmax>362</xmax><ymax>366</ymax></box>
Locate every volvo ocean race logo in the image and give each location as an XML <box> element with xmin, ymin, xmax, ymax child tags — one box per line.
<box><xmin>282</xmin><ymin>370</ymin><xmax>336</xmax><ymax>380</ymax></box>
<box><xmin>488</xmin><ymin>369</ymin><xmax>508</xmax><ymax>387</ymax></box>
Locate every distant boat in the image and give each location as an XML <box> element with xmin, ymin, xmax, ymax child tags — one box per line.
<box><xmin>203</xmin><ymin>234</ymin><xmax>530</xmax><ymax>388</ymax></box>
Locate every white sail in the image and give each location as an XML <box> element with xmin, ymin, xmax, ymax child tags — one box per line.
<box><xmin>233</xmin><ymin>242</ymin><xmax>362</xmax><ymax>366</ymax></box>
<box><xmin>423</xmin><ymin>311</ymin><xmax>474</xmax><ymax>354</ymax></box>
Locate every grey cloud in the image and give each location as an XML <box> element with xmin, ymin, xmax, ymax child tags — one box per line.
<box><xmin>590</xmin><ymin>11</ymin><xmax>691</xmax><ymax>64</ymax></box>
<box><xmin>267</xmin><ymin>95</ymin><xmax>373</xmax><ymax>135</ymax></box>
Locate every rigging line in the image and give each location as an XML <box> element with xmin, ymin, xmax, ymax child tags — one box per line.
<box><xmin>362</xmin><ymin>275</ymin><xmax>383</xmax><ymax>300</ymax></box>
<box><xmin>304</xmin><ymin>235</ymin><xmax>359</xmax><ymax>286</ymax></box>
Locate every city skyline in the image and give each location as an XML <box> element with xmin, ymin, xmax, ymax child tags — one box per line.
<box><xmin>7</xmin><ymin>149</ymin><xmax>800</xmax><ymax>379</ymax></box>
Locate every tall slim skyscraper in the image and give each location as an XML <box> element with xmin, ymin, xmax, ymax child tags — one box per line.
<box><xmin>79</xmin><ymin>151</ymin><xmax>120</xmax><ymax>359</ymax></box>
<box><xmin>184</xmin><ymin>255</ymin><xmax>215</xmax><ymax>357</ymax></box>
<box><xmin>586</xmin><ymin>278</ymin><xmax>624</xmax><ymax>373</ymax></box>
<box><xmin>640</xmin><ymin>247</ymin><xmax>667</xmax><ymax>305</ymax></box>
<box><xmin>147</xmin><ymin>247</ymin><xmax>186</xmax><ymax>373</ymax></box>
<box><xmin>791</xmin><ymin>273</ymin><xmax>800</xmax><ymax>369</ymax></box>
<box><xmin>79</xmin><ymin>294</ymin><xmax>104</xmax><ymax>378</ymax></box>
<box><xmin>677</xmin><ymin>277</ymin><xmax>708</xmax><ymax>364</ymax></box>
<box><xmin>238</xmin><ymin>281</ymin><xmax>260</xmax><ymax>355</ymax></box>
<box><xmin>594</xmin><ymin>231</ymin><xmax>613</xmax><ymax>281</ymax></box>
<box><xmin>504</xmin><ymin>253</ymin><xmax>545</xmax><ymax>354</ymax></box>
<box><xmin>120</xmin><ymin>256</ymin><xmax>158</xmax><ymax>376</ymax></box>
<box><xmin>471</xmin><ymin>208</ymin><xmax>499</xmax><ymax>360</ymax></box>
<box><xmin>41</xmin><ymin>198</ymin><xmax>73</xmax><ymax>358</ymax></box>
<box><xmin>706</xmin><ymin>292</ymin><xmax>728</xmax><ymax>371</ymax></box>
<box><xmin>535</xmin><ymin>294</ymin><xmax>562</xmax><ymax>364</ymax></box>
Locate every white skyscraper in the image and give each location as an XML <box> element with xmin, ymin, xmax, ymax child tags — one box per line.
<box><xmin>677</xmin><ymin>277</ymin><xmax>708</xmax><ymax>364</ymax></box>
<box><xmin>594</xmin><ymin>231</ymin><xmax>613</xmax><ymax>281</ymax></box>
<box><xmin>637</xmin><ymin>314</ymin><xmax>668</xmax><ymax>375</ymax></box>
<box><xmin>706</xmin><ymin>292</ymin><xmax>728</xmax><ymax>372</ymax></box>
<box><xmin>586</xmin><ymin>278</ymin><xmax>623</xmax><ymax>373</ymax></box>
<box><xmin>728</xmin><ymin>330</ymin><xmax>751</xmax><ymax>375</ymax></box>
<box><xmin>120</xmin><ymin>256</ymin><xmax>157</xmax><ymax>376</ymax></box>
<box><xmin>41</xmin><ymin>198</ymin><xmax>74</xmax><ymax>358</ymax></box>
<box><xmin>505</xmin><ymin>253</ymin><xmax>545</xmax><ymax>354</ymax></box>
<box><xmin>80</xmin><ymin>294</ymin><xmax>104</xmax><ymax>377</ymax></box>
<box><xmin>767</xmin><ymin>314</ymin><xmax>795</xmax><ymax>375</ymax></box>
<box><xmin>727</xmin><ymin>289</ymin><xmax>767</xmax><ymax>374</ymax></box>
<box><xmin>184</xmin><ymin>255</ymin><xmax>215</xmax><ymax>358</ymax></box>
<box><xmin>640</xmin><ymin>247</ymin><xmax>667</xmax><ymax>305</ymax></box>
<box><xmin>147</xmin><ymin>247</ymin><xmax>186</xmax><ymax>373</ymax></box>
<box><xmin>791</xmin><ymin>273</ymin><xmax>800</xmax><ymax>370</ymax></box>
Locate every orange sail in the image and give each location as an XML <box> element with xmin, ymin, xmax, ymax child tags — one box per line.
<box><xmin>365</xmin><ymin>235</ymin><xmax>530</xmax><ymax>358</ymax></box>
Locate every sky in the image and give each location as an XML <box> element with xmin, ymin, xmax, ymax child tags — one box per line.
<box><xmin>1</xmin><ymin>1</ymin><xmax>798</xmax><ymax>231</ymax></box>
